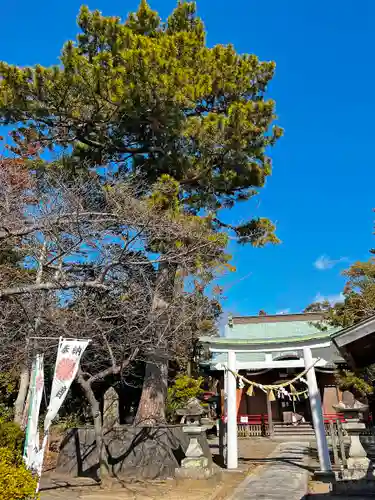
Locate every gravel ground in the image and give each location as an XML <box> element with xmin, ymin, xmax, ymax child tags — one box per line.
<box><xmin>40</xmin><ymin>438</ymin><xmax>278</xmax><ymax>500</ymax></box>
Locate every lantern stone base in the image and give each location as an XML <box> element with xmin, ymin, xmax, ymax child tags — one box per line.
<box><xmin>174</xmin><ymin>430</ymin><xmax>217</xmax><ymax>480</ymax></box>
<box><xmin>332</xmin><ymin>461</ymin><xmax>375</xmax><ymax>495</ymax></box>
<box><xmin>346</xmin><ymin>457</ymin><xmax>371</xmax><ymax>477</ymax></box>
<box><xmin>175</xmin><ymin>456</ymin><xmax>217</xmax><ymax>480</ymax></box>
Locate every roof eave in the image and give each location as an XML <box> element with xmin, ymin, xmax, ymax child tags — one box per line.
<box><xmin>199</xmin><ymin>332</ymin><xmax>333</xmax><ymax>349</ymax></box>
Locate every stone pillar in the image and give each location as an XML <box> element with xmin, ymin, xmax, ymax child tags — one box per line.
<box><xmin>345</xmin><ymin>418</ymin><xmax>370</xmax><ymax>475</ymax></box>
<box><xmin>333</xmin><ymin>401</ymin><xmax>371</xmax><ymax>479</ymax></box>
<box><xmin>227</xmin><ymin>350</ymin><xmax>238</xmax><ymax>469</ymax></box>
<box><xmin>303</xmin><ymin>347</ymin><xmax>332</xmax><ymax>473</ymax></box>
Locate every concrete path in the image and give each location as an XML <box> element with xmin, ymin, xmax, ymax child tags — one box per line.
<box><xmin>229</xmin><ymin>442</ymin><xmax>310</xmax><ymax>500</ymax></box>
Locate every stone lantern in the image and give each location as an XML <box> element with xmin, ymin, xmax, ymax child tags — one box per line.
<box><xmin>333</xmin><ymin>400</ymin><xmax>370</xmax><ymax>478</ymax></box>
<box><xmin>175</xmin><ymin>398</ymin><xmax>216</xmax><ymax>479</ymax></box>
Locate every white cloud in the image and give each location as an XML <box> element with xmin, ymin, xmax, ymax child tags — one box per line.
<box><xmin>314</xmin><ymin>255</ymin><xmax>347</xmax><ymax>271</ymax></box>
<box><xmin>276</xmin><ymin>308</ymin><xmax>291</xmax><ymax>315</ymax></box>
<box><xmin>314</xmin><ymin>292</ymin><xmax>344</xmax><ymax>306</ymax></box>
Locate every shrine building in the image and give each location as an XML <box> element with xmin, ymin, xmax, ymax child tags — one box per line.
<box><xmin>200</xmin><ymin>312</ymin><xmax>347</xmax><ymax>434</ymax></box>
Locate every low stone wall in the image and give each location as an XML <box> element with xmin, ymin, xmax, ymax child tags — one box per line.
<box><xmin>56</xmin><ymin>424</ymin><xmax>214</xmax><ymax>480</ymax></box>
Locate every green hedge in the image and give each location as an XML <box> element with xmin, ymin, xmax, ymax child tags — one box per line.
<box><xmin>0</xmin><ymin>420</ymin><xmax>39</xmax><ymax>499</ymax></box>
<box><xmin>0</xmin><ymin>447</ymin><xmax>38</xmax><ymax>500</ymax></box>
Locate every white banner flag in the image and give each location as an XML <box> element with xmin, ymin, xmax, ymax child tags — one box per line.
<box><xmin>34</xmin><ymin>433</ymin><xmax>48</xmax><ymax>477</ymax></box>
<box><xmin>23</xmin><ymin>354</ymin><xmax>44</xmax><ymax>469</ymax></box>
<box><xmin>44</xmin><ymin>338</ymin><xmax>89</xmax><ymax>432</ymax></box>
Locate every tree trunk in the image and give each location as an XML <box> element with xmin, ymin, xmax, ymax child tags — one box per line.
<box><xmin>14</xmin><ymin>364</ymin><xmax>29</xmax><ymax>426</ymax></box>
<box><xmin>135</xmin><ymin>353</ymin><xmax>168</xmax><ymax>425</ymax></box>
<box><xmin>78</xmin><ymin>376</ymin><xmax>108</xmax><ymax>479</ymax></box>
<box><xmin>15</xmin><ymin>246</ymin><xmax>46</xmax><ymax>425</ymax></box>
<box><xmin>135</xmin><ymin>263</ymin><xmax>176</xmax><ymax>425</ymax></box>
<box><xmin>92</xmin><ymin>398</ymin><xmax>109</xmax><ymax>480</ymax></box>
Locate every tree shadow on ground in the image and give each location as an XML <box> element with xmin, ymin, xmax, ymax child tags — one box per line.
<box><xmin>39</xmin><ymin>479</ymin><xmax>100</xmax><ymax>492</ymax></box>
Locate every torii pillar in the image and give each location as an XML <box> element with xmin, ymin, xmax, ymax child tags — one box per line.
<box><xmin>303</xmin><ymin>346</ymin><xmax>332</xmax><ymax>474</ymax></box>
<box><xmin>227</xmin><ymin>350</ymin><xmax>238</xmax><ymax>469</ymax></box>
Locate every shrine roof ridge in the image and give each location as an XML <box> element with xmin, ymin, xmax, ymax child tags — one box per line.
<box><xmin>230</xmin><ymin>312</ymin><xmax>324</xmax><ymax>324</ymax></box>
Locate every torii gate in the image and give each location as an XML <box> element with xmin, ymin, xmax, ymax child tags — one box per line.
<box><xmin>210</xmin><ymin>344</ymin><xmax>332</xmax><ymax>473</ymax></box>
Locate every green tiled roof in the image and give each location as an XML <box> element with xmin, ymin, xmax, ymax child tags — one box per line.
<box><xmin>199</xmin><ymin>314</ymin><xmax>344</xmax><ymax>369</ymax></box>
<box><xmin>200</xmin><ymin>314</ymin><xmax>341</xmax><ymax>347</ymax></box>
<box><xmin>224</xmin><ymin>319</ymin><xmax>338</xmax><ymax>341</ymax></box>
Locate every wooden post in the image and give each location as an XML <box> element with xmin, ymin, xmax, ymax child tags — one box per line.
<box><xmin>266</xmin><ymin>390</ymin><xmax>274</xmax><ymax>438</ymax></box>
<box><xmin>329</xmin><ymin>420</ymin><xmax>339</xmax><ymax>466</ymax></box>
<box><xmin>336</xmin><ymin>419</ymin><xmax>347</xmax><ymax>469</ymax></box>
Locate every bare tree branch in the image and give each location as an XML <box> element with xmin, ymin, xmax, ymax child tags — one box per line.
<box><xmin>0</xmin><ymin>280</ymin><xmax>109</xmax><ymax>298</ymax></box>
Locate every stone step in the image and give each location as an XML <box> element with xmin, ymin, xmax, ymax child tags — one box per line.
<box><xmin>274</xmin><ymin>425</ymin><xmax>314</xmax><ymax>428</ymax></box>
<box><xmin>274</xmin><ymin>428</ymin><xmax>314</xmax><ymax>432</ymax></box>
<box><xmin>273</xmin><ymin>422</ymin><xmax>312</xmax><ymax>429</ymax></box>
<box><xmin>273</xmin><ymin>424</ymin><xmax>315</xmax><ymax>439</ymax></box>
<box><xmin>273</xmin><ymin>434</ymin><xmax>315</xmax><ymax>438</ymax></box>
<box><xmin>274</xmin><ymin>430</ymin><xmax>315</xmax><ymax>433</ymax></box>
<box><xmin>274</xmin><ymin>430</ymin><xmax>315</xmax><ymax>434</ymax></box>
<box><xmin>273</xmin><ymin>438</ymin><xmax>315</xmax><ymax>442</ymax></box>
<box><xmin>274</xmin><ymin>424</ymin><xmax>314</xmax><ymax>430</ymax></box>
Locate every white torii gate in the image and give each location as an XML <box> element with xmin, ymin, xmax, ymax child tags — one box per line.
<box><xmin>212</xmin><ymin>345</ymin><xmax>332</xmax><ymax>472</ymax></box>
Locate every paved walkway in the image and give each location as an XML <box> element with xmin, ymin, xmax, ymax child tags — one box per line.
<box><xmin>229</xmin><ymin>442</ymin><xmax>310</xmax><ymax>500</ymax></box>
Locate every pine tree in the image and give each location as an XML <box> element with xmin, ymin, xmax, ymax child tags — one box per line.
<box><xmin>0</xmin><ymin>1</ymin><xmax>283</xmax><ymax>422</ymax></box>
<box><xmin>0</xmin><ymin>1</ymin><xmax>282</xmax><ymax>243</ymax></box>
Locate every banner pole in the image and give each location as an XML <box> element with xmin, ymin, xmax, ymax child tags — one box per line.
<box><xmin>23</xmin><ymin>357</ymin><xmax>36</xmax><ymax>463</ymax></box>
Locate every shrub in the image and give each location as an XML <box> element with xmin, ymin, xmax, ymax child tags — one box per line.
<box><xmin>0</xmin><ymin>447</ymin><xmax>38</xmax><ymax>500</ymax></box>
<box><xmin>0</xmin><ymin>404</ymin><xmax>14</xmax><ymax>422</ymax></box>
<box><xmin>0</xmin><ymin>372</ymin><xmax>17</xmax><ymax>422</ymax></box>
<box><xmin>0</xmin><ymin>421</ymin><xmax>24</xmax><ymax>453</ymax></box>
<box><xmin>335</xmin><ymin>368</ymin><xmax>375</xmax><ymax>398</ymax></box>
<box><xmin>166</xmin><ymin>374</ymin><xmax>204</xmax><ymax>422</ymax></box>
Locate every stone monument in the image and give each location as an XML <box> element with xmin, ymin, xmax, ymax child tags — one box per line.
<box><xmin>175</xmin><ymin>398</ymin><xmax>217</xmax><ymax>480</ymax></box>
<box><xmin>103</xmin><ymin>387</ymin><xmax>120</xmax><ymax>430</ymax></box>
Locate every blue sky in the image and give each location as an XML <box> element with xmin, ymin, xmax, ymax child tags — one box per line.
<box><xmin>1</xmin><ymin>0</ymin><xmax>374</xmax><ymax>316</ymax></box>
